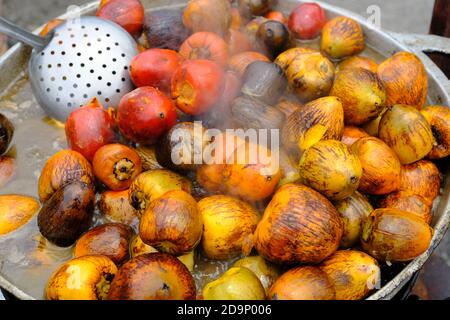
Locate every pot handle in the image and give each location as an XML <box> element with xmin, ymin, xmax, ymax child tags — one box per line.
<box><xmin>0</xmin><ymin>17</ymin><xmax>48</xmax><ymax>51</ymax></box>
<box><xmin>389</xmin><ymin>32</ymin><xmax>450</xmax><ymax>55</ymax></box>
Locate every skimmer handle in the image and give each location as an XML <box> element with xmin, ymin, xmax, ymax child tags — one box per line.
<box><xmin>0</xmin><ymin>17</ymin><xmax>49</xmax><ymax>51</ymax></box>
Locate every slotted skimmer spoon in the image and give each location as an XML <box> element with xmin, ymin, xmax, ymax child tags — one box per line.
<box><xmin>0</xmin><ymin>16</ymin><xmax>138</xmax><ymax>122</ymax></box>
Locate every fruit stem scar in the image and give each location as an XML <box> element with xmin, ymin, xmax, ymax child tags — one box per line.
<box><xmin>176</xmin><ymin>81</ymin><xmax>195</xmax><ymax>106</ymax></box>
<box><xmin>114</xmin><ymin>158</ymin><xmax>135</xmax><ymax>181</ymax></box>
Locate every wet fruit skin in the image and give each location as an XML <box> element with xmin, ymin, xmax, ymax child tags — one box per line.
<box><xmin>265</xmin><ymin>11</ymin><xmax>287</xmax><ymax>24</ymax></box>
<box><xmin>230</xmin><ymin>7</ymin><xmax>244</xmax><ymax>30</ymax></box>
<box><xmin>226</xmin><ymin>29</ymin><xmax>253</xmax><ymax>57</ymax></box>
<box><xmin>231</xmin><ymin>95</ymin><xmax>286</xmax><ymax>131</ymax></box>
<box><xmin>183</xmin><ymin>0</ymin><xmax>232</xmax><ymax>37</ymax></box>
<box><xmin>46</xmin><ymin>255</ymin><xmax>118</xmax><ymax>300</ymax></box>
<box><xmin>321</xmin><ymin>16</ymin><xmax>365</xmax><ymax>59</ymax></box>
<box><xmin>38</xmin><ymin>149</ymin><xmax>94</xmax><ymax>203</ymax></box>
<box><xmin>129</xmin><ymin>235</ymin><xmax>195</xmax><ymax>271</ymax></box>
<box><xmin>135</xmin><ymin>145</ymin><xmax>163</xmax><ymax>171</ymax></box>
<box><xmin>99</xmin><ymin>190</ymin><xmax>139</xmax><ymax>227</ymax></box>
<box><xmin>334</xmin><ymin>191</ymin><xmax>373</xmax><ymax>248</ymax></box>
<box><xmin>274</xmin><ymin>47</ymin><xmax>317</xmax><ymax>71</ymax></box>
<box><xmin>351</xmin><ymin>137</ymin><xmax>401</xmax><ymax>195</ymax></box>
<box><xmin>130</xmin><ymin>49</ymin><xmax>181</xmax><ymax>93</ymax></box>
<box><xmin>240</xmin><ymin>61</ymin><xmax>287</xmax><ymax>105</ymax></box>
<box><xmin>143</xmin><ymin>7</ymin><xmax>191</xmax><ymax>51</ymax></box>
<box><xmin>320</xmin><ymin>250</ymin><xmax>380</xmax><ymax>300</ymax></box>
<box><xmin>0</xmin><ymin>113</ymin><xmax>14</xmax><ymax>155</ymax></box>
<box><xmin>203</xmin><ymin>266</ymin><xmax>266</xmax><ymax>300</ymax></box>
<box><xmin>257</xmin><ymin>20</ymin><xmax>290</xmax><ymax>57</ymax></box>
<box><xmin>233</xmin><ymin>256</ymin><xmax>280</xmax><ymax>294</ymax></box>
<box><xmin>299</xmin><ymin>140</ymin><xmax>362</xmax><ymax>201</ymax></box>
<box><xmin>362</xmin><ymin>109</ymin><xmax>385</xmax><ymax>137</ymax></box>
<box><xmin>238</xmin><ymin>0</ymin><xmax>275</xmax><ymax>17</ymax></box>
<box><xmin>244</xmin><ymin>17</ymin><xmax>269</xmax><ymax>53</ymax></box>
<box><xmin>336</xmin><ymin>56</ymin><xmax>378</xmax><ymax>73</ymax></box>
<box><xmin>254</xmin><ymin>184</ymin><xmax>343</xmax><ymax>264</ymax></box>
<box><xmin>179</xmin><ymin>32</ymin><xmax>229</xmax><ymax>66</ymax></box>
<box><xmin>377</xmin><ymin>51</ymin><xmax>428</xmax><ymax>109</ymax></box>
<box><xmin>38</xmin><ymin>181</ymin><xmax>95</xmax><ymax>247</ymax></box>
<box><xmin>379</xmin><ymin>104</ymin><xmax>434</xmax><ymax>165</ymax></box>
<box><xmin>379</xmin><ymin>191</ymin><xmax>432</xmax><ymax>224</ymax></box>
<box><xmin>196</xmin><ymin>166</ymin><xmax>227</xmax><ymax>196</ymax></box>
<box><xmin>129</xmin><ymin>234</ymin><xmax>159</xmax><ymax>258</ymax></box>
<box><xmin>202</xmin><ymin>70</ymin><xmax>242</xmax><ymax>128</ymax></box>
<box><xmin>341</xmin><ymin>126</ymin><xmax>369</xmax><ymax>147</ymax></box>
<box><xmin>225</xmin><ymin>68</ymin><xmax>257</xmax><ymax>116</ymax></box>
<box><xmin>174</xmin><ymin>250</ymin><xmax>195</xmax><ymax>272</ymax></box>
<box><xmin>269</xmin><ymin>266</ymin><xmax>336</xmax><ymax>300</ymax></box>
<box><xmin>288</xmin><ymin>2</ymin><xmax>327</xmax><ymax>40</ymax></box>
<box><xmin>156</xmin><ymin>121</ymin><xmax>211</xmax><ymax>171</ymax></box>
<box><xmin>285</xmin><ymin>52</ymin><xmax>335</xmax><ymax>102</ymax></box>
<box><xmin>278</xmin><ymin>149</ymin><xmax>301</xmax><ymax>187</ymax></box>
<box><xmin>222</xmin><ymin>142</ymin><xmax>282</xmax><ymax>202</ymax></box>
<box><xmin>420</xmin><ymin>105</ymin><xmax>450</xmax><ymax>159</ymax></box>
<box><xmin>196</xmin><ymin>134</ymin><xmax>244</xmax><ymax>194</ymax></box>
<box><xmin>198</xmin><ymin>195</ymin><xmax>260</xmax><ymax>260</ymax></box>
<box><xmin>282</xmin><ymin>96</ymin><xmax>344</xmax><ymax>161</ymax></box>
<box><xmin>0</xmin><ymin>195</ymin><xmax>40</xmax><ymax>235</ymax></box>
<box><xmin>276</xmin><ymin>98</ymin><xmax>302</xmax><ymax>118</ymax></box>
<box><xmin>139</xmin><ymin>190</ymin><xmax>202</xmax><ymax>255</ymax></box>
<box><xmin>108</xmin><ymin>253</ymin><xmax>196</xmax><ymax>300</ymax></box>
<box><xmin>0</xmin><ymin>156</ymin><xmax>16</xmax><ymax>188</ymax></box>
<box><xmin>171</xmin><ymin>59</ymin><xmax>225</xmax><ymax>116</ymax></box>
<box><xmin>361</xmin><ymin>208</ymin><xmax>433</xmax><ymax>262</ymax></box>
<box><xmin>399</xmin><ymin>160</ymin><xmax>441</xmax><ymax>206</ymax></box>
<box><xmin>228</xmin><ymin>51</ymin><xmax>270</xmax><ymax>77</ymax></box>
<box><xmin>128</xmin><ymin>169</ymin><xmax>193</xmax><ymax>214</ymax></box>
<box><xmin>96</xmin><ymin>0</ymin><xmax>145</xmax><ymax>36</ymax></box>
<box><xmin>118</xmin><ymin>87</ymin><xmax>177</xmax><ymax>145</ymax></box>
<box><xmin>92</xmin><ymin>144</ymin><xmax>142</xmax><ymax>191</ymax></box>
<box><xmin>197</xmin><ymin>133</ymin><xmax>280</xmax><ymax>202</ymax></box>
<box><xmin>202</xmin><ymin>131</ymin><xmax>246</xmax><ymax>163</ymax></box>
<box><xmin>330</xmin><ymin>67</ymin><xmax>386</xmax><ymax>125</ymax></box>
<box><xmin>74</xmin><ymin>223</ymin><xmax>134</xmax><ymax>265</ymax></box>
<box><xmin>65</xmin><ymin>98</ymin><xmax>118</xmax><ymax>162</ymax></box>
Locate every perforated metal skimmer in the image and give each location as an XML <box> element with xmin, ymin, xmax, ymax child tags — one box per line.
<box><xmin>1</xmin><ymin>16</ymin><xmax>138</xmax><ymax>122</ymax></box>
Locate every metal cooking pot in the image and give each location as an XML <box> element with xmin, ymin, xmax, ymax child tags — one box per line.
<box><xmin>0</xmin><ymin>0</ymin><xmax>449</xmax><ymax>300</ymax></box>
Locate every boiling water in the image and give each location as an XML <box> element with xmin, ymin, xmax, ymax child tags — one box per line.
<box><xmin>0</xmin><ymin>75</ymin><xmax>243</xmax><ymax>298</ymax></box>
